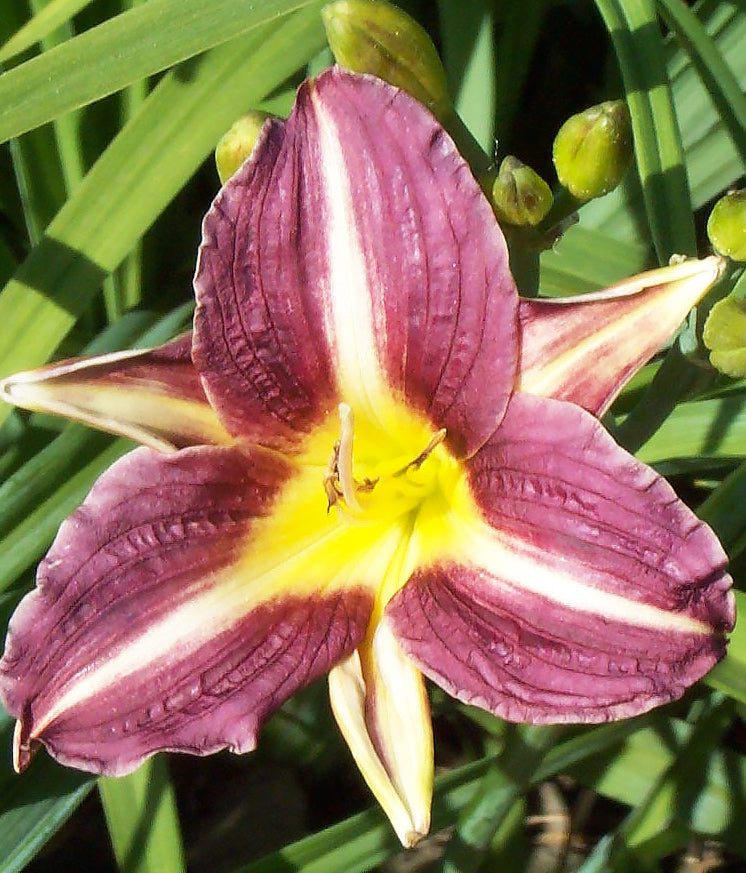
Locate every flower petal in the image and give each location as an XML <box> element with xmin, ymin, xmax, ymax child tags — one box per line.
<box><xmin>193</xmin><ymin>67</ymin><xmax>517</xmax><ymax>456</ymax></box>
<box><xmin>329</xmin><ymin>622</ymin><xmax>433</xmax><ymax>847</ymax></box>
<box><xmin>518</xmin><ymin>257</ymin><xmax>725</xmax><ymax>415</ymax></box>
<box><xmin>386</xmin><ymin>393</ymin><xmax>734</xmax><ymax>723</ymax></box>
<box><xmin>0</xmin><ymin>445</ymin><xmax>372</xmax><ymax>774</ymax></box>
<box><xmin>0</xmin><ymin>334</ymin><xmax>231</xmax><ymax>451</ymax></box>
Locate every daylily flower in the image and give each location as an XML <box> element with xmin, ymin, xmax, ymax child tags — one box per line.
<box><xmin>0</xmin><ymin>68</ymin><xmax>735</xmax><ymax>848</ymax></box>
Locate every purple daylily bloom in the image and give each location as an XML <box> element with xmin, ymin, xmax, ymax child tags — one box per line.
<box><xmin>0</xmin><ymin>68</ymin><xmax>735</xmax><ymax>846</ymax></box>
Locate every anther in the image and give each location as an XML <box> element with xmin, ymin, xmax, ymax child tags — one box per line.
<box><xmin>323</xmin><ymin>444</ymin><xmax>341</xmax><ymax>512</ymax></box>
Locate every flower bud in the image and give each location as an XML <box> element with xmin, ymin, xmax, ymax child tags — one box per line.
<box><xmin>322</xmin><ymin>0</ymin><xmax>451</xmax><ymax>122</ymax></box>
<box><xmin>552</xmin><ymin>100</ymin><xmax>633</xmax><ymax>201</ymax></box>
<box><xmin>703</xmin><ymin>294</ymin><xmax>746</xmax><ymax>377</ymax></box>
<box><xmin>215</xmin><ymin>111</ymin><xmax>272</xmax><ymax>183</ymax></box>
<box><xmin>480</xmin><ymin>156</ymin><xmax>553</xmax><ymax>227</ymax></box>
<box><xmin>707</xmin><ymin>190</ymin><xmax>746</xmax><ymax>262</ymax></box>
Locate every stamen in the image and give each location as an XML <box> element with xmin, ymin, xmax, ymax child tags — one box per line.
<box><xmin>337</xmin><ymin>403</ymin><xmax>363</xmax><ymax>513</ymax></box>
<box><xmin>396</xmin><ymin>428</ymin><xmax>447</xmax><ymax>475</ymax></box>
<box><xmin>323</xmin><ymin>444</ymin><xmax>340</xmax><ymax>512</ymax></box>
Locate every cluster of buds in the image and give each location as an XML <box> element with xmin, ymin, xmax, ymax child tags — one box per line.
<box><xmin>707</xmin><ymin>190</ymin><xmax>746</xmax><ymax>262</ymax></box>
<box><xmin>305</xmin><ymin>0</ymin><xmax>746</xmax><ymax>382</ymax></box>
<box><xmin>321</xmin><ymin>0</ymin><xmax>452</xmax><ymax>124</ymax></box>
<box><xmin>703</xmin><ymin>189</ymin><xmax>746</xmax><ymax>377</ymax></box>
<box><xmin>214</xmin><ymin>0</ymin><xmax>636</xmax><ymax>240</ymax></box>
<box><xmin>479</xmin><ymin>156</ymin><xmax>553</xmax><ymax>228</ymax></box>
<box><xmin>703</xmin><ymin>294</ymin><xmax>746</xmax><ymax>378</ymax></box>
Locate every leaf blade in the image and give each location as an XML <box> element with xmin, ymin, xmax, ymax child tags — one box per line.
<box><xmin>0</xmin><ymin>0</ymin><xmax>320</xmax><ymax>144</ymax></box>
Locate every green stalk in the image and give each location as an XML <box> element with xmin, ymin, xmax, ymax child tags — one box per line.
<box><xmin>99</xmin><ymin>756</ymin><xmax>185</xmax><ymax>873</ymax></box>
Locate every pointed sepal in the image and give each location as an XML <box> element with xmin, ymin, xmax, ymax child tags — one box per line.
<box><xmin>329</xmin><ymin>621</ymin><xmax>433</xmax><ymax>847</ymax></box>
<box><xmin>0</xmin><ymin>334</ymin><xmax>232</xmax><ymax>450</ymax></box>
<box><xmin>518</xmin><ymin>257</ymin><xmax>725</xmax><ymax>415</ymax></box>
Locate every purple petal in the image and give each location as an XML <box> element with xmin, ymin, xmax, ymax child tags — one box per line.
<box><xmin>0</xmin><ymin>334</ymin><xmax>231</xmax><ymax>450</ymax></box>
<box><xmin>193</xmin><ymin>67</ymin><xmax>517</xmax><ymax>456</ymax></box>
<box><xmin>386</xmin><ymin>393</ymin><xmax>734</xmax><ymax>723</ymax></box>
<box><xmin>0</xmin><ymin>446</ymin><xmax>371</xmax><ymax>774</ymax></box>
<box><xmin>518</xmin><ymin>257</ymin><xmax>725</xmax><ymax>416</ymax></box>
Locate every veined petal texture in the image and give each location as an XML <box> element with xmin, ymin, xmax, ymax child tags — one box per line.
<box><xmin>193</xmin><ymin>67</ymin><xmax>518</xmax><ymax>456</ymax></box>
<box><xmin>387</xmin><ymin>393</ymin><xmax>734</xmax><ymax>723</ymax></box>
<box><xmin>0</xmin><ymin>446</ymin><xmax>371</xmax><ymax>774</ymax></box>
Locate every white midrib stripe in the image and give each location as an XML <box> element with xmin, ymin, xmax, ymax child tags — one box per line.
<box><xmin>310</xmin><ymin>89</ymin><xmax>389</xmax><ymax>423</ymax></box>
<box><xmin>518</xmin><ymin>293</ymin><xmax>664</xmax><ymax>397</ymax></box>
<box><xmin>462</xmin><ymin>521</ymin><xmax>712</xmax><ymax>635</ymax></box>
<box><xmin>31</xmin><ymin>521</ymin><xmax>401</xmax><ymax>737</ymax></box>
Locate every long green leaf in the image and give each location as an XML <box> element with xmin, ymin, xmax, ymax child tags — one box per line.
<box><xmin>99</xmin><ymin>757</ymin><xmax>185</xmax><ymax>873</ymax></box>
<box><xmin>0</xmin><ymin>711</ymin><xmax>93</xmax><ymax>873</ymax></box>
<box><xmin>539</xmin><ymin>225</ymin><xmax>649</xmax><ymax>297</ymax></box>
<box><xmin>578</xmin><ymin>696</ymin><xmax>732</xmax><ymax>871</ymax></box>
<box><xmin>572</xmin><ymin>718</ymin><xmax>746</xmax><ymax>851</ymax></box>
<box><xmin>583</xmin><ymin>4</ymin><xmax>746</xmax><ymax>242</ymax></box>
<box><xmin>0</xmin><ymin>438</ymin><xmax>130</xmax><ymax>592</ymax></box>
<box><xmin>593</xmin><ymin>0</ymin><xmax>696</xmax><ymax>260</ymax></box>
<box><xmin>698</xmin><ymin>461</ymin><xmax>746</xmax><ymax>552</ymax></box>
<box><xmin>9</xmin><ymin>0</ymin><xmax>85</xmax><ymax>249</ymax></box>
<box><xmin>237</xmin><ymin>719</ymin><xmax>653</xmax><ymax>873</ymax></box>
<box><xmin>238</xmin><ymin>758</ymin><xmax>490</xmax><ymax>873</ymax></box>
<box><xmin>657</xmin><ymin>0</ymin><xmax>746</xmax><ymax>167</ymax></box>
<box><xmin>0</xmin><ymin>0</ymin><xmax>97</xmax><ymax>63</ymax></box>
<box><xmin>436</xmin><ymin>726</ymin><xmax>562</xmax><ymax>873</ymax></box>
<box><xmin>31</xmin><ymin>0</ymin><xmax>86</xmax><ymax>196</ymax></box>
<box><xmin>635</xmin><ymin>394</ymin><xmax>746</xmax><ymax>465</ymax></box>
<box><xmin>8</xmin><ymin>127</ymin><xmax>67</xmax><ymax>244</ymax></box>
<box><xmin>0</xmin><ymin>0</ymin><xmax>322</xmax><ymax>144</ymax></box>
<box><xmin>437</xmin><ymin>0</ymin><xmax>496</xmax><ymax>155</ymax></box>
<box><xmin>707</xmin><ymin>591</ymin><xmax>746</xmax><ymax>706</ymax></box>
<box><xmin>490</xmin><ymin>0</ymin><xmax>550</xmax><ymax>141</ymax></box>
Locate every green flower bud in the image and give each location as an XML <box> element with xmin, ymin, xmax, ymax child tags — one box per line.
<box><xmin>215</xmin><ymin>111</ymin><xmax>272</xmax><ymax>183</ymax></box>
<box><xmin>707</xmin><ymin>190</ymin><xmax>746</xmax><ymax>261</ymax></box>
<box><xmin>552</xmin><ymin>100</ymin><xmax>633</xmax><ymax>201</ymax></box>
<box><xmin>703</xmin><ymin>295</ymin><xmax>746</xmax><ymax>377</ymax></box>
<box><xmin>322</xmin><ymin>0</ymin><xmax>451</xmax><ymax>121</ymax></box>
<box><xmin>480</xmin><ymin>156</ymin><xmax>553</xmax><ymax>227</ymax></box>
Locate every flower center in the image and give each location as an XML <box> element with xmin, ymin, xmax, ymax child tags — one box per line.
<box><xmin>233</xmin><ymin>397</ymin><xmax>476</xmax><ymax>627</ymax></box>
<box><xmin>322</xmin><ymin>403</ymin><xmax>454</xmax><ymax>528</ymax></box>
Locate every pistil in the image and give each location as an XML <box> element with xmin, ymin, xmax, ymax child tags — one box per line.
<box><xmin>336</xmin><ymin>403</ymin><xmax>363</xmax><ymax>512</ymax></box>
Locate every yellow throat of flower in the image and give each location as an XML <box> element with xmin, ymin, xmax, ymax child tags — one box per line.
<box><xmin>324</xmin><ymin>402</ymin><xmax>451</xmax><ymax>521</ymax></box>
<box><xmin>237</xmin><ymin>396</ymin><xmax>476</xmax><ymax>630</ymax></box>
